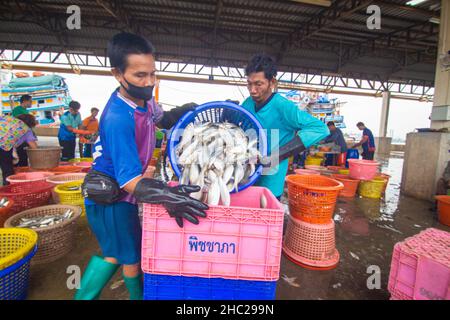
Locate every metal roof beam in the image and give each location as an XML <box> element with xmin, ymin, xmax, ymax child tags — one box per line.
<box><xmin>338</xmin><ymin>20</ymin><xmax>439</xmax><ymax>69</ymax></box>
<box><xmin>290</xmin><ymin>0</ymin><xmax>375</xmax><ymax>47</ymax></box>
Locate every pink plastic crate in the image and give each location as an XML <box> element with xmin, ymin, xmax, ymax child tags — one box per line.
<box><xmin>141</xmin><ymin>186</ymin><xmax>284</xmax><ymax>281</ymax></box>
<box><xmin>347</xmin><ymin>159</ymin><xmax>379</xmax><ymax>180</ymax></box>
<box><xmin>388</xmin><ymin>228</ymin><xmax>450</xmax><ymax>300</ymax></box>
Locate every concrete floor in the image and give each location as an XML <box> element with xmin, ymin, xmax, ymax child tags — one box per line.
<box><xmin>5</xmin><ymin>138</ymin><xmax>449</xmax><ymax>300</ymax></box>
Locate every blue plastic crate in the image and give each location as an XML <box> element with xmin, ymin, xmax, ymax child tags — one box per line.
<box><xmin>144</xmin><ymin>274</ymin><xmax>276</xmax><ymax>300</ymax></box>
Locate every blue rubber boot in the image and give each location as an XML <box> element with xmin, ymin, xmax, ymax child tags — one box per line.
<box><xmin>123</xmin><ymin>273</ymin><xmax>143</xmax><ymax>300</ymax></box>
<box><xmin>74</xmin><ymin>256</ymin><xmax>119</xmax><ymax>300</ymax></box>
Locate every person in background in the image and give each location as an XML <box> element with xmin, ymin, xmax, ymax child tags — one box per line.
<box><xmin>12</xmin><ymin>95</ymin><xmax>33</xmax><ymax>166</ymax></box>
<box><xmin>12</xmin><ymin>94</ymin><xmax>31</xmax><ymax>117</ymax></box>
<box><xmin>44</xmin><ymin>111</ymin><xmax>55</xmax><ymax>123</ymax></box>
<box><xmin>0</xmin><ymin>114</ymin><xmax>38</xmax><ymax>185</ymax></box>
<box><xmin>241</xmin><ymin>53</ymin><xmax>329</xmax><ymax>200</ymax></box>
<box><xmin>79</xmin><ymin>107</ymin><xmax>100</xmax><ymax>158</ymax></box>
<box><xmin>321</xmin><ymin>121</ymin><xmax>348</xmax><ymax>165</ymax></box>
<box><xmin>351</xmin><ymin>122</ymin><xmax>376</xmax><ymax>160</ymax></box>
<box><xmin>58</xmin><ymin>101</ymin><xmax>83</xmax><ymax>161</ymax></box>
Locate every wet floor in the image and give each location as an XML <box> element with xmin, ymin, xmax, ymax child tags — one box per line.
<box><xmin>8</xmin><ymin>145</ymin><xmax>449</xmax><ymax>300</ymax></box>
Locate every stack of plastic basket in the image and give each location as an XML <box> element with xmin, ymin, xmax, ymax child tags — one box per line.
<box><xmin>0</xmin><ymin>228</ymin><xmax>38</xmax><ymax>300</ymax></box>
<box><xmin>347</xmin><ymin>159</ymin><xmax>386</xmax><ymax>199</ymax></box>
<box><xmin>331</xmin><ymin>174</ymin><xmax>360</xmax><ymax>198</ymax></box>
<box><xmin>141</xmin><ymin>186</ymin><xmax>284</xmax><ymax>300</ymax></box>
<box><xmin>388</xmin><ymin>228</ymin><xmax>450</xmax><ymax>300</ymax></box>
<box><xmin>0</xmin><ymin>181</ymin><xmax>54</xmax><ymax>216</ymax></box>
<box><xmin>46</xmin><ymin>173</ymin><xmax>87</xmax><ymax>203</ymax></box>
<box><xmin>283</xmin><ymin>175</ymin><xmax>343</xmax><ymax>270</ymax></box>
<box><xmin>6</xmin><ymin>172</ymin><xmax>55</xmax><ymax>184</ymax></box>
<box><xmin>69</xmin><ymin>158</ymin><xmax>93</xmax><ymax>169</ymax></box>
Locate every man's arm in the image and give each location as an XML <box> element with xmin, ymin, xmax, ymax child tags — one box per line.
<box><xmin>323</xmin><ymin>131</ymin><xmax>338</xmax><ymax>144</ymax></box>
<box><xmin>352</xmin><ymin>135</ymin><xmax>368</xmax><ymax>148</ymax></box>
<box><xmin>60</xmin><ymin>114</ymin><xmax>77</xmax><ymax>133</ymax></box>
<box><xmin>157</xmin><ymin>103</ymin><xmax>197</xmax><ymax>129</ymax></box>
<box><xmin>280</xmin><ymin>102</ymin><xmax>330</xmax><ymax>148</ymax></box>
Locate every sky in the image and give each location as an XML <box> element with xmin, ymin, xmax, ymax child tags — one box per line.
<box><xmin>61</xmin><ymin>73</ymin><xmax>433</xmax><ymax>143</ymax></box>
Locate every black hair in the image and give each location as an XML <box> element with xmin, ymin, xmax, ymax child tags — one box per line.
<box><xmin>327</xmin><ymin>121</ymin><xmax>335</xmax><ymax>127</ymax></box>
<box><xmin>17</xmin><ymin>114</ymin><xmax>37</xmax><ymax>128</ymax></box>
<box><xmin>245</xmin><ymin>53</ymin><xmax>277</xmax><ymax>80</ymax></box>
<box><xmin>107</xmin><ymin>32</ymin><xmax>155</xmax><ymax>72</ymax></box>
<box><xmin>356</xmin><ymin>122</ymin><xmax>365</xmax><ymax>127</ymax></box>
<box><xmin>91</xmin><ymin>107</ymin><xmax>99</xmax><ymax>113</ymax></box>
<box><xmin>69</xmin><ymin>101</ymin><xmax>81</xmax><ymax>110</ymax></box>
<box><xmin>20</xmin><ymin>94</ymin><xmax>32</xmax><ymax>103</ymax></box>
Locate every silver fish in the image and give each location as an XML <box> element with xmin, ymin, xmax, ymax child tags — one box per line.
<box><xmin>0</xmin><ymin>198</ymin><xmax>9</xmax><ymax>208</ymax></box>
<box><xmin>16</xmin><ymin>210</ymin><xmax>75</xmax><ymax>229</ymax></box>
<box><xmin>177</xmin><ymin>121</ymin><xmax>261</xmax><ymax>206</ymax></box>
<box><xmin>260</xmin><ymin>194</ymin><xmax>267</xmax><ymax>209</ymax></box>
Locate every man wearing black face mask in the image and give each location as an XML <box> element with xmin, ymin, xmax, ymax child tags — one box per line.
<box><xmin>77</xmin><ymin>32</ymin><xmax>207</xmax><ymax>301</ymax></box>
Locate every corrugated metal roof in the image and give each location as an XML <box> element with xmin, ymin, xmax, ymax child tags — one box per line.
<box><xmin>0</xmin><ymin>0</ymin><xmax>440</xmax><ymax>85</ymax></box>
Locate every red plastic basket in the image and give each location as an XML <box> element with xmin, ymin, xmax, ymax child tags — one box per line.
<box><xmin>141</xmin><ymin>186</ymin><xmax>284</xmax><ymax>281</ymax></box>
<box><xmin>388</xmin><ymin>228</ymin><xmax>450</xmax><ymax>300</ymax></box>
<box><xmin>283</xmin><ymin>216</ymin><xmax>339</xmax><ymax>270</ymax></box>
<box><xmin>285</xmin><ymin>174</ymin><xmax>343</xmax><ymax>224</ymax></box>
<box><xmin>331</xmin><ymin>174</ymin><xmax>360</xmax><ymax>198</ymax></box>
<box><xmin>0</xmin><ymin>198</ymin><xmax>14</xmax><ymax>228</ymax></box>
<box><xmin>0</xmin><ymin>181</ymin><xmax>53</xmax><ymax>215</ymax></box>
<box><xmin>6</xmin><ymin>172</ymin><xmax>55</xmax><ymax>184</ymax></box>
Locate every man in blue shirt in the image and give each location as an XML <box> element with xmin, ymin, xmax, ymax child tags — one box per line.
<box><xmin>321</xmin><ymin>121</ymin><xmax>348</xmax><ymax>165</ymax></box>
<box><xmin>58</xmin><ymin>101</ymin><xmax>83</xmax><ymax>160</ymax></box>
<box><xmin>352</xmin><ymin>122</ymin><xmax>376</xmax><ymax>160</ymax></box>
<box><xmin>76</xmin><ymin>32</ymin><xmax>207</xmax><ymax>301</ymax></box>
<box><xmin>241</xmin><ymin>54</ymin><xmax>329</xmax><ymax>199</ymax></box>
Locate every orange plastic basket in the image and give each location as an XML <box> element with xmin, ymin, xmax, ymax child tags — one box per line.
<box><xmin>327</xmin><ymin>166</ymin><xmax>345</xmax><ymax>172</ymax></box>
<box><xmin>285</xmin><ymin>175</ymin><xmax>343</xmax><ymax>224</ymax></box>
<box><xmin>48</xmin><ymin>166</ymin><xmax>83</xmax><ymax>174</ymax></box>
<box><xmin>331</xmin><ymin>174</ymin><xmax>360</xmax><ymax>198</ymax></box>
<box><xmin>435</xmin><ymin>195</ymin><xmax>450</xmax><ymax>227</ymax></box>
<box><xmin>283</xmin><ymin>216</ymin><xmax>339</xmax><ymax>270</ymax></box>
<box><xmin>13</xmin><ymin>167</ymin><xmax>33</xmax><ymax>174</ymax></box>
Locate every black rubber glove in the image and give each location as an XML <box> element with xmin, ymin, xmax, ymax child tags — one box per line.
<box><xmin>158</xmin><ymin>103</ymin><xmax>198</xmax><ymax>129</ymax></box>
<box><xmin>260</xmin><ymin>135</ymin><xmax>306</xmax><ymax>168</ymax></box>
<box><xmin>134</xmin><ymin>178</ymin><xmax>208</xmax><ymax>228</ymax></box>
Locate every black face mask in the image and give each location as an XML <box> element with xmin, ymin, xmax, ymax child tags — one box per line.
<box><xmin>121</xmin><ymin>76</ymin><xmax>154</xmax><ymax>101</ymax></box>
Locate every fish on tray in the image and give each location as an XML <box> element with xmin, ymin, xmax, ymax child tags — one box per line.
<box><xmin>176</xmin><ymin>122</ymin><xmax>262</xmax><ymax>206</ymax></box>
<box><xmin>16</xmin><ymin>209</ymin><xmax>74</xmax><ymax>229</ymax></box>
